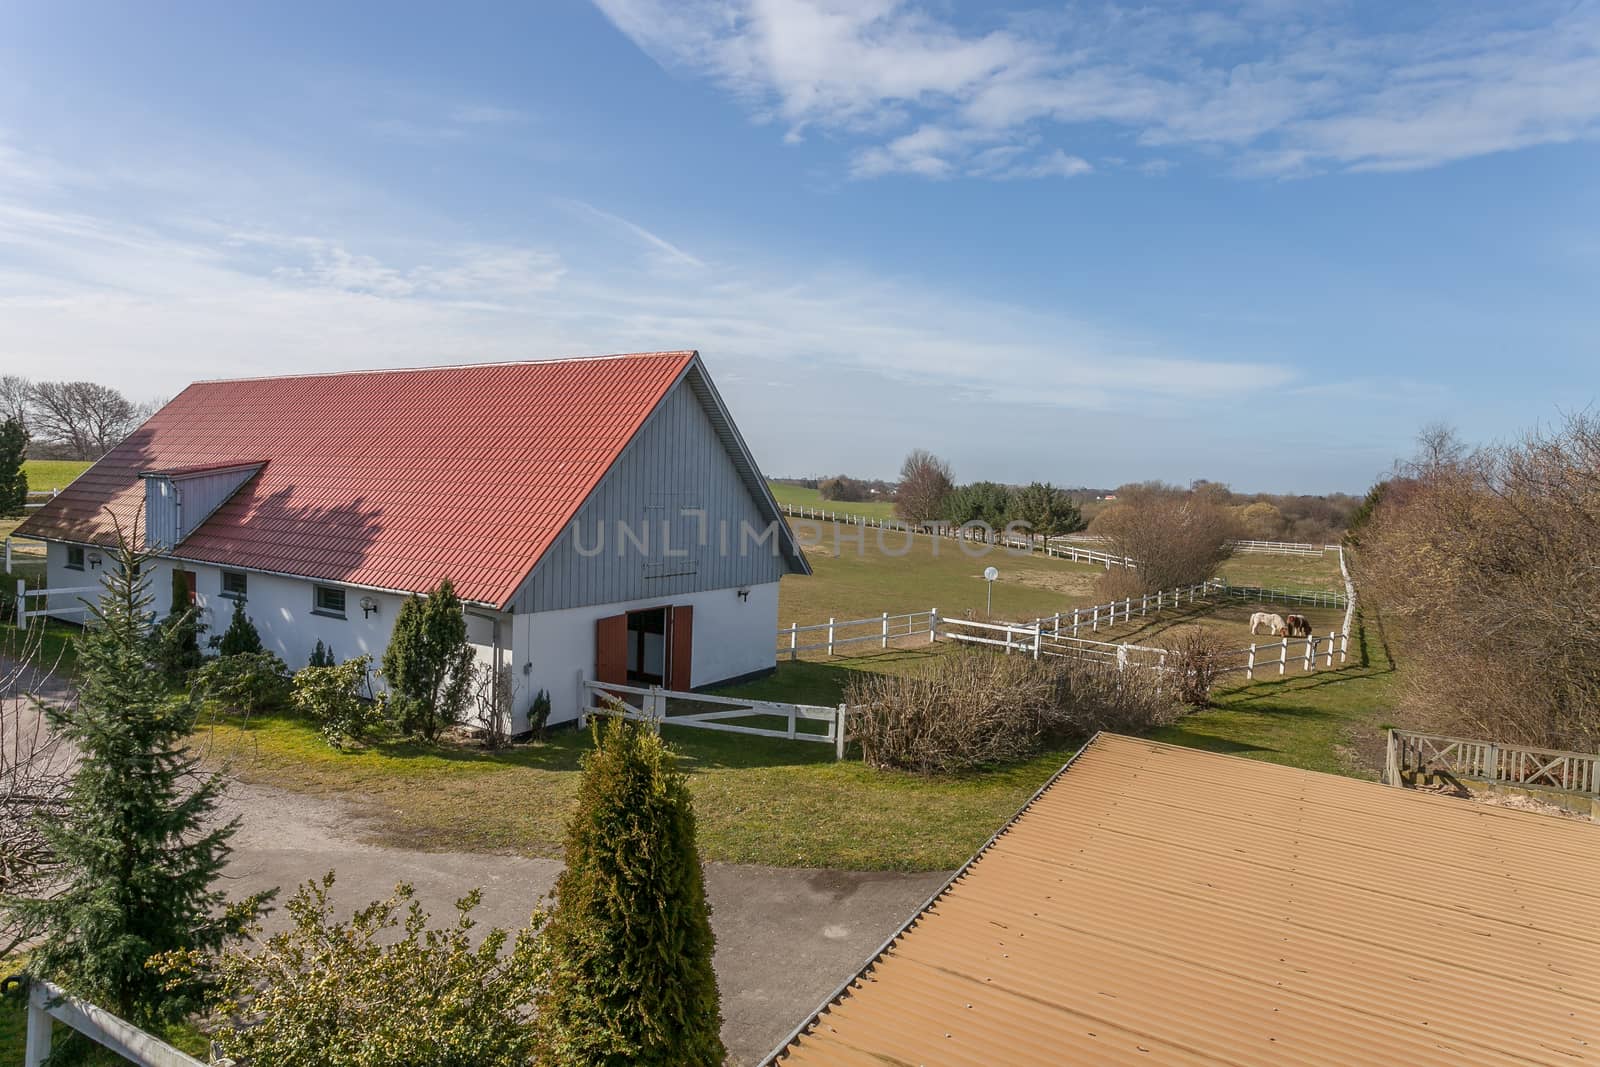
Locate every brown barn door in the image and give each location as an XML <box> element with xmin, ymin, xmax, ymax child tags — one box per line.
<box><xmin>668</xmin><ymin>605</ymin><xmax>693</xmax><ymax>690</ymax></box>
<box><xmin>179</xmin><ymin>570</ymin><xmax>197</xmax><ymax>605</ymax></box>
<box><xmin>595</xmin><ymin>613</ymin><xmax>628</xmax><ymax>687</ymax></box>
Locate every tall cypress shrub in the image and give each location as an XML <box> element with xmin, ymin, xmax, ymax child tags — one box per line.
<box><xmin>218</xmin><ymin>596</ymin><xmax>262</xmax><ymax>656</ymax></box>
<box><xmin>0</xmin><ymin>417</ymin><xmax>26</xmax><ymax>517</ymax></box>
<box><xmin>156</xmin><ymin>567</ymin><xmax>202</xmax><ymax>682</ymax></box>
<box><xmin>535</xmin><ymin>716</ymin><xmax>724</xmax><ymax>1066</ymax></box>
<box><xmin>8</xmin><ymin>523</ymin><xmax>267</xmax><ymax>1024</ymax></box>
<box><xmin>380</xmin><ymin>577</ymin><xmax>472</xmax><ymax>741</ymax></box>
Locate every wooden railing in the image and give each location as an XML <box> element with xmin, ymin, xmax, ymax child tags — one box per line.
<box><xmin>11</xmin><ymin>976</ymin><xmax>206</xmax><ymax>1067</ymax></box>
<box><xmin>1385</xmin><ymin>729</ymin><xmax>1600</xmax><ymax>796</ymax></box>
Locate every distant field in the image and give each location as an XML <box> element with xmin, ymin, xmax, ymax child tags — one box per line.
<box><xmin>1218</xmin><ymin>550</ymin><xmax>1345</xmax><ymax>593</ymax></box>
<box><xmin>768</xmin><ymin>482</ymin><xmax>898</xmax><ymax>522</ymax></box>
<box><xmin>779</xmin><ymin>528</ymin><xmax>1106</xmax><ymax>628</ymax></box>
<box><xmin>24</xmin><ymin>458</ymin><xmax>91</xmax><ymax>492</ymax></box>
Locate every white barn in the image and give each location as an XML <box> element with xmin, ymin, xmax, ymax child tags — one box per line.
<box><xmin>16</xmin><ymin>351</ymin><xmax>810</xmax><ymax>732</ymax></box>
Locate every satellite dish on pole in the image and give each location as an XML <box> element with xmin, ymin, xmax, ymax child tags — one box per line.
<box><xmin>983</xmin><ymin>566</ymin><xmax>1000</xmax><ymax>617</ymax></box>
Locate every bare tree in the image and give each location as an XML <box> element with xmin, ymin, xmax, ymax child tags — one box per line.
<box><xmin>1357</xmin><ymin>414</ymin><xmax>1600</xmax><ymax>750</ymax></box>
<box><xmin>893</xmin><ymin>449</ymin><xmax>954</xmax><ymax>523</ymax></box>
<box><xmin>1</xmin><ymin>625</ymin><xmax>74</xmax><ymax>960</ymax></box>
<box><xmin>28</xmin><ymin>380</ymin><xmax>143</xmax><ymax>459</ymax></box>
<box><xmin>1092</xmin><ymin>489</ymin><xmax>1241</xmax><ymax>595</ymax></box>
<box><xmin>0</xmin><ymin>376</ymin><xmax>30</xmax><ymax>429</ymax></box>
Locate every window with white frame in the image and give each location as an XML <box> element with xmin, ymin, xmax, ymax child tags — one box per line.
<box><xmin>313</xmin><ymin>585</ymin><xmax>346</xmax><ymax>617</ymax></box>
<box><xmin>221</xmin><ymin>571</ymin><xmax>248</xmax><ymax>600</ymax></box>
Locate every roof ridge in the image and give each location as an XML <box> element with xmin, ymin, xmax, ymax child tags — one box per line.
<box><xmin>187</xmin><ymin>350</ymin><xmax>698</xmax><ymax>386</ymax></box>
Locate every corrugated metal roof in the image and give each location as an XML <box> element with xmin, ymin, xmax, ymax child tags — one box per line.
<box><xmin>771</xmin><ymin>734</ymin><xmax>1600</xmax><ymax>1066</ymax></box>
<box><xmin>17</xmin><ymin>352</ymin><xmax>713</xmax><ymax>606</ymax></box>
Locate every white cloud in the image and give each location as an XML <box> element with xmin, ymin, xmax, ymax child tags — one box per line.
<box><xmin>593</xmin><ymin>0</ymin><xmax>1600</xmax><ymax>178</ymax></box>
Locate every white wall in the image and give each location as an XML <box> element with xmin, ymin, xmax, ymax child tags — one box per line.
<box><xmin>512</xmin><ymin>580</ymin><xmax>780</xmax><ymax>727</ymax></box>
<box><xmin>40</xmin><ymin>541</ymin><xmax>103</xmax><ymax>622</ymax></box>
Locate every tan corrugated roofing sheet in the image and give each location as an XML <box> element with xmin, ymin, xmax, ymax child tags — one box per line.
<box><xmin>771</xmin><ymin>733</ymin><xmax>1600</xmax><ymax>1066</ymax></box>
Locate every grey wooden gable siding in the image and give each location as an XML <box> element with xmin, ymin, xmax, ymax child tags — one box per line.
<box><xmin>513</xmin><ymin>379</ymin><xmax>788</xmax><ymax>614</ymax></box>
<box><xmin>142</xmin><ymin>466</ymin><xmax>260</xmax><ymax>552</ymax></box>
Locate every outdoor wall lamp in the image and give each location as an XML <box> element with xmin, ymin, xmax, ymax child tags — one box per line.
<box><xmin>88</xmin><ymin>553</ymin><xmax>102</xmax><ymax>569</ymax></box>
<box><xmin>360</xmin><ymin>595</ymin><xmax>379</xmax><ymax>618</ymax></box>
<box><xmin>737</xmin><ymin>588</ymin><xmax>750</xmax><ymax>602</ymax></box>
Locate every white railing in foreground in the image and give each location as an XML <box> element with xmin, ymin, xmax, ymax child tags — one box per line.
<box><xmin>579</xmin><ymin>679</ymin><xmax>852</xmax><ymax>759</ymax></box>
<box><xmin>15</xmin><ymin>580</ymin><xmax>99</xmax><ymax>624</ymax></box>
<box><xmin>21</xmin><ymin>977</ymin><xmax>206</xmax><ymax>1067</ymax></box>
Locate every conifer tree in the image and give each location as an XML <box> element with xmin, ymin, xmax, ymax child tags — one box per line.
<box><xmin>217</xmin><ymin>595</ymin><xmax>262</xmax><ymax>657</ymax></box>
<box><xmin>380</xmin><ymin>577</ymin><xmax>473</xmax><ymax>741</ymax></box>
<box><xmin>535</xmin><ymin>716</ymin><xmax>724</xmax><ymax>1066</ymax></box>
<box><xmin>0</xmin><ymin>417</ymin><xmax>26</xmax><ymax>517</ymax></box>
<box><xmin>7</xmin><ymin>519</ymin><xmax>267</xmax><ymax>1024</ymax></box>
<box><xmin>156</xmin><ymin>567</ymin><xmax>202</xmax><ymax>682</ymax></box>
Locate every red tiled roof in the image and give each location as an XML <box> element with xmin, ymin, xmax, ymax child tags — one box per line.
<box><xmin>18</xmin><ymin>352</ymin><xmax>700</xmax><ymax>605</ymax></box>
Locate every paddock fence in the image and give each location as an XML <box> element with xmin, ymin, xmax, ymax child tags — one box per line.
<box><xmin>776</xmin><ymin>504</ymin><xmax>1137</xmax><ymax>569</ymax></box>
<box><xmin>1384</xmin><ymin>729</ymin><xmax>1600</xmax><ymax>801</ymax></box>
<box><xmin>579</xmin><ymin>678</ymin><xmax>853</xmax><ymax>759</ymax></box>
<box><xmin>14</xmin><ymin>579</ymin><xmax>98</xmax><ymax>624</ymax></box>
<box><xmin>10</xmin><ymin>976</ymin><xmax>206</xmax><ymax>1067</ymax></box>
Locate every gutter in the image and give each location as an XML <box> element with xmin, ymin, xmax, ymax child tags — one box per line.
<box><xmin>757</xmin><ymin>731</ymin><xmax>1109</xmax><ymax>1066</ymax></box>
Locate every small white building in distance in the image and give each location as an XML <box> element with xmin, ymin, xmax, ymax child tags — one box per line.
<box><xmin>17</xmin><ymin>351</ymin><xmax>810</xmax><ymax>732</ymax></box>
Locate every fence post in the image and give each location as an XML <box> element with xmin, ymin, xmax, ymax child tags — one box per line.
<box><xmin>1123</xmin><ymin>597</ymin><xmax>1132</xmax><ymax>623</ymax></box>
<box><xmin>1072</xmin><ymin>608</ymin><xmax>1080</xmax><ymax>638</ymax></box>
<box><xmin>1325</xmin><ymin>632</ymin><xmax>1334</xmax><ymax>668</ymax></box>
<box><xmin>25</xmin><ymin>982</ymin><xmax>52</xmax><ymax>1067</ymax></box>
<box><xmin>1485</xmin><ymin>742</ymin><xmax>1500</xmax><ymax>785</ymax></box>
<box><xmin>1339</xmin><ymin>631</ymin><xmax>1348</xmax><ymax>664</ymax></box>
<box><xmin>835</xmin><ymin>704</ymin><xmax>848</xmax><ymax>760</ymax></box>
<box><xmin>790</xmin><ymin>622</ymin><xmax>798</xmax><ymax>661</ymax></box>
<box><xmin>1304</xmin><ymin>637</ymin><xmax>1314</xmax><ymax>672</ymax></box>
<box><xmin>15</xmin><ymin>578</ymin><xmax>24</xmax><ymax>625</ymax></box>
<box><xmin>1247</xmin><ymin>644</ymin><xmax>1255</xmax><ymax>680</ymax></box>
<box><xmin>827</xmin><ymin>617</ymin><xmax>836</xmax><ymax>657</ymax></box>
<box><xmin>1092</xmin><ymin>604</ymin><xmax>1099</xmax><ymax>632</ymax></box>
<box><xmin>1032</xmin><ymin>620</ymin><xmax>1042</xmax><ymax>660</ymax></box>
<box><xmin>928</xmin><ymin>608</ymin><xmax>939</xmax><ymax>644</ymax></box>
<box><xmin>881</xmin><ymin>611</ymin><xmax>889</xmax><ymax>649</ymax></box>
<box><xmin>3</xmin><ymin>537</ymin><xmax>10</xmax><ymax>575</ymax></box>
<box><xmin>1279</xmin><ymin>637</ymin><xmax>1288</xmax><ymax>675</ymax></box>
<box><xmin>1384</xmin><ymin>729</ymin><xmax>1399</xmax><ymax>787</ymax></box>
<box><xmin>1117</xmin><ymin>644</ymin><xmax>1128</xmax><ymax>671</ymax></box>
<box><xmin>575</xmin><ymin>669</ymin><xmax>587</xmax><ymax>728</ymax></box>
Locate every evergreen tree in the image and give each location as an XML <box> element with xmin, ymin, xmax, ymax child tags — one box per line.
<box><xmin>380</xmin><ymin>577</ymin><xmax>473</xmax><ymax>742</ymax></box>
<box><xmin>535</xmin><ymin>717</ymin><xmax>724</xmax><ymax>1066</ymax></box>
<box><xmin>218</xmin><ymin>596</ymin><xmax>263</xmax><ymax>657</ymax></box>
<box><xmin>1011</xmin><ymin>481</ymin><xmax>1085</xmax><ymax>537</ymax></box>
<box><xmin>0</xmin><ymin>416</ymin><xmax>26</xmax><ymax>517</ymax></box>
<box><xmin>944</xmin><ymin>480</ymin><xmax>1011</xmax><ymax>529</ymax></box>
<box><xmin>7</xmin><ymin>521</ymin><xmax>268</xmax><ymax>1024</ymax></box>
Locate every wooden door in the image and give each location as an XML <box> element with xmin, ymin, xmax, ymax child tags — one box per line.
<box><xmin>595</xmin><ymin>613</ymin><xmax>628</xmax><ymax>686</ymax></box>
<box><xmin>668</xmin><ymin>605</ymin><xmax>693</xmax><ymax>690</ymax></box>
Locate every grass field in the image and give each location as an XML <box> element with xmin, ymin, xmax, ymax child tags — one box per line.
<box><xmin>22</xmin><ymin>459</ymin><xmax>91</xmax><ymax>493</ymax></box>
<box><xmin>768</xmin><ymin>482</ymin><xmax>898</xmax><ymax>522</ymax></box>
<box><xmin>780</xmin><ymin>532</ymin><xmax>1106</xmax><ymax>628</ymax></box>
<box><xmin>1218</xmin><ymin>550</ymin><xmax>1345</xmax><ymax>592</ymax></box>
<box><xmin>195</xmin><ymin>701</ymin><xmax>1076</xmax><ymax>872</ymax></box>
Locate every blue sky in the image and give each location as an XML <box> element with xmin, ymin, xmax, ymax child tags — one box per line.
<box><xmin>2</xmin><ymin>1</ymin><xmax>1597</xmax><ymax>493</ymax></box>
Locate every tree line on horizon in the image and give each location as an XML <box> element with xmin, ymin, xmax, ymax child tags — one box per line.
<box><xmin>1</xmin><ymin>374</ymin><xmax>154</xmax><ymax>462</ymax></box>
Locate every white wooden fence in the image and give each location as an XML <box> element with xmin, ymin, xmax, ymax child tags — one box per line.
<box><xmin>1385</xmin><ymin>729</ymin><xmax>1600</xmax><ymax>798</ymax></box>
<box><xmin>579</xmin><ymin>679</ymin><xmax>853</xmax><ymax>759</ymax></box>
<box><xmin>15</xmin><ymin>579</ymin><xmax>99</xmax><ymax>624</ymax></box>
<box><xmin>777</xmin><ymin>504</ymin><xmax>1137</xmax><ymax>569</ymax></box>
<box><xmin>18</xmin><ymin>977</ymin><xmax>206</xmax><ymax>1067</ymax></box>
<box><xmin>1226</xmin><ymin>539</ymin><xmax>1338</xmax><ymax>556</ymax></box>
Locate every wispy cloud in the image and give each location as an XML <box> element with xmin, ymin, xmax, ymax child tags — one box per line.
<box><xmin>594</xmin><ymin>0</ymin><xmax>1600</xmax><ymax>179</ymax></box>
<box><xmin>560</xmin><ymin>198</ymin><xmax>707</xmax><ymax>269</ymax></box>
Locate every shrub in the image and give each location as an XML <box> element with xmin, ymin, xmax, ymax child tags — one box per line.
<box><xmin>381</xmin><ymin>578</ymin><xmax>474</xmax><ymax>742</ymax></box>
<box><xmin>846</xmin><ymin>649</ymin><xmax>1178</xmax><ymax>774</ymax></box>
<box><xmin>1091</xmin><ymin>489</ymin><xmax>1241</xmax><ymax>596</ymax></box>
<box><xmin>155</xmin><ymin>571</ymin><xmax>203</xmax><ymax>684</ymax></box>
<box><xmin>893</xmin><ymin>448</ymin><xmax>954</xmax><ymax>523</ymax></box>
<box><xmin>194</xmin><ymin>651</ymin><xmax>291</xmax><ymax>714</ymax></box>
<box><xmin>308</xmin><ymin>639</ymin><xmax>336</xmax><ymax>668</ymax></box>
<box><xmin>217</xmin><ymin>597</ymin><xmax>263</xmax><ymax>657</ymax></box>
<box><xmin>471</xmin><ymin>662</ymin><xmax>514</xmax><ymax>749</ymax></box>
<box><xmin>535</xmin><ymin>717</ymin><xmax>724</xmax><ymax>1066</ymax></box>
<box><xmin>292</xmin><ymin>655</ymin><xmax>380</xmax><ymax>749</ymax></box>
<box><xmin>529</xmin><ymin>688</ymin><xmax>552</xmax><ymax>739</ymax></box>
<box><xmin>159</xmin><ymin>872</ymin><xmax>547</xmax><ymax>1067</ymax></box>
<box><xmin>1161</xmin><ymin>627</ymin><xmax>1230</xmax><ymax>707</ymax></box>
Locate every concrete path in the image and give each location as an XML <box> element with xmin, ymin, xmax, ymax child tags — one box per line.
<box><xmin>217</xmin><ymin>782</ymin><xmax>947</xmax><ymax>1065</ymax></box>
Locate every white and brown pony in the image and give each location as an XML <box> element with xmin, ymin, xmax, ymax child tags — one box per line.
<box><xmin>1249</xmin><ymin>612</ymin><xmax>1288</xmax><ymax>636</ymax></box>
<box><xmin>1284</xmin><ymin>614</ymin><xmax>1313</xmax><ymax>638</ymax></box>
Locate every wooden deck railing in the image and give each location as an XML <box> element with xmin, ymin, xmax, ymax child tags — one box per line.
<box><xmin>1385</xmin><ymin>729</ymin><xmax>1600</xmax><ymax>796</ymax></box>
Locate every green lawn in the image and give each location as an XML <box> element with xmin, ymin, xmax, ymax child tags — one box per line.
<box><xmin>769</xmin><ymin>482</ymin><xmax>898</xmax><ymax>522</ymax></box>
<box><xmin>779</xmin><ymin>531</ymin><xmax>1106</xmax><ymax>632</ymax></box>
<box><xmin>22</xmin><ymin>459</ymin><xmax>91</xmax><ymax>494</ymax></box>
<box><xmin>194</xmin><ymin>698</ymin><xmax>1077</xmax><ymax>872</ymax></box>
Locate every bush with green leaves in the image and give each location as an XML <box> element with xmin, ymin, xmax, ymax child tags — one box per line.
<box><xmin>193</xmin><ymin>651</ymin><xmax>291</xmax><ymax>715</ymax></box>
<box><xmin>157</xmin><ymin>872</ymin><xmax>547</xmax><ymax>1067</ymax></box>
<box><xmin>381</xmin><ymin>578</ymin><xmax>473</xmax><ymax>742</ymax></box>
<box><xmin>529</xmin><ymin>688</ymin><xmax>552</xmax><ymax>739</ymax></box>
<box><xmin>292</xmin><ymin>655</ymin><xmax>380</xmax><ymax>749</ymax></box>
<box><xmin>0</xmin><ymin>416</ymin><xmax>26</xmax><ymax>517</ymax></box>
<box><xmin>535</xmin><ymin>715</ymin><xmax>724</xmax><ymax>1066</ymax></box>
<box><xmin>217</xmin><ymin>597</ymin><xmax>263</xmax><ymax>657</ymax></box>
